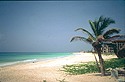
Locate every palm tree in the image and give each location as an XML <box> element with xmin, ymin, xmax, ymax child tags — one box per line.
<box><xmin>71</xmin><ymin>16</ymin><xmax>120</xmax><ymax>76</ymax></box>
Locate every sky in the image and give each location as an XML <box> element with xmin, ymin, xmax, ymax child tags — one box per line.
<box><xmin>0</xmin><ymin>1</ymin><xmax>125</xmax><ymax>52</ymax></box>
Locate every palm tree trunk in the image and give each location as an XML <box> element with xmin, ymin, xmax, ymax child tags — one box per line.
<box><xmin>92</xmin><ymin>42</ymin><xmax>106</xmax><ymax>76</ymax></box>
<box><xmin>93</xmin><ymin>52</ymin><xmax>101</xmax><ymax>72</ymax></box>
<box><xmin>97</xmin><ymin>48</ymin><xmax>105</xmax><ymax>76</ymax></box>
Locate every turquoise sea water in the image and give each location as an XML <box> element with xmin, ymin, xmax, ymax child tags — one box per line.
<box><xmin>0</xmin><ymin>52</ymin><xmax>72</xmax><ymax>67</ymax></box>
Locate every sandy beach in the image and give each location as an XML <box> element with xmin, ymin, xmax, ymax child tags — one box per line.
<box><xmin>0</xmin><ymin>53</ymin><xmax>118</xmax><ymax>82</ymax></box>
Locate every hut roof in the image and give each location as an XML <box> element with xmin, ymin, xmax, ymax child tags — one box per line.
<box><xmin>109</xmin><ymin>35</ymin><xmax>125</xmax><ymax>42</ymax></box>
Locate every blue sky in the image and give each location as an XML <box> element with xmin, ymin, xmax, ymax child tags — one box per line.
<box><xmin>0</xmin><ymin>1</ymin><xmax>125</xmax><ymax>52</ymax></box>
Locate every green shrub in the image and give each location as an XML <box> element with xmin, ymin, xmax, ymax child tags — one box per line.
<box><xmin>104</xmin><ymin>58</ymin><xmax>125</xmax><ymax>69</ymax></box>
<box><xmin>63</xmin><ymin>58</ymin><xmax>125</xmax><ymax>75</ymax></box>
<box><xmin>63</xmin><ymin>62</ymin><xmax>98</xmax><ymax>75</ymax></box>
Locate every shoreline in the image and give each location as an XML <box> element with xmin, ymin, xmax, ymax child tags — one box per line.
<box><xmin>7</xmin><ymin>53</ymin><xmax>96</xmax><ymax>67</ymax></box>
<box><xmin>0</xmin><ymin>52</ymin><xmax>73</xmax><ymax>67</ymax></box>
<box><xmin>0</xmin><ymin>52</ymin><xmax>117</xmax><ymax>68</ymax></box>
<box><xmin>0</xmin><ymin>53</ymin><xmax>117</xmax><ymax>82</ymax></box>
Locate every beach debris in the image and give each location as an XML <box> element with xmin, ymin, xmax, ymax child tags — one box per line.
<box><xmin>117</xmin><ymin>79</ymin><xmax>125</xmax><ymax>82</ymax></box>
<box><xmin>56</xmin><ymin>78</ymin><xmax>68</xmax><ymax>82</ymax></box>
<box><xmin>107</xmin><ymin>68</ymin><xmax>125</xmax><ymax>82</ymax></box>
<box><xmin>110</xmin><ymin>68</ymin><xmax>119</xmax><ymax>79</ymax></box>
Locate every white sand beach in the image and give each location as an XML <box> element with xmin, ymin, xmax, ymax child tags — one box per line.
<box><xmin>0</xmin><ymin>53</ymin><xmax>118</xmax><ymax>82</ymax></box>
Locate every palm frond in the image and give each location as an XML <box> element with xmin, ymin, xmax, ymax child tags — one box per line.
<box><xmin>75</xmin><ymin>28</ymin><xmax>96</xmax><ymax>41</ymax></box>
<box><xmin>98</xmin><ymin>16</ymin><xmax>104</xmax><ymax>22</ymax></box>
<box><xmin>89</xmin><ymin>20</ymin><xmax>97</xmax><ymax>37</ymax></box>
<box><xmin>96</xmin><ymin>16</ymin><xmax>104</xmax><ymax>35</ymax></box>
<box><xmin>89</xmin><ymin>16</ymin><xmax>104</xmax><ymax>36</ymax></box>
<box><xmin>103</xmin><ymin>28</ymin><xmax>121</xmax><ymax>39</ymax></box>
<box><xmin>70</xmin><ymin>36</ymin><xmax>93</xmax><ymax>44</ymax></box>
<box><xmin>98</xmin><ymin>17</ymin><xmax>115</xmax><ymax>35</ymax></box>
<box><xmin>71</xmin><ymin>16</ymin><xmax>120</xmax><ymax>46</ymax></box>
<box><xmin>87</xmin><ymin>36</ymin><xmax>94</xmax><ymax>43</ymax></box>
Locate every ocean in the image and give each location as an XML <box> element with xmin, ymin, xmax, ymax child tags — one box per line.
<box><xmin>0</xmin><ymin>52</ymin><xmax>72</xmax><ymax>67</ymax></box>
